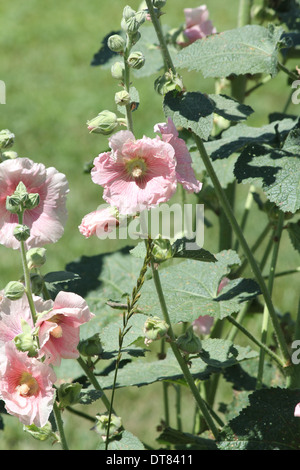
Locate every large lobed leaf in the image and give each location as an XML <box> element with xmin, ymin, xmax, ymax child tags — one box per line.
<box><xmin>217</xmin><ymin>388</ymin><xmax>300</xmax><ymax>450</ymax></box>
<box><xmin>234</xmin><ymin>128</ymin><xmax>300</xmax><ymax>213</ymax></box>
<box><xmin>174</xmin><ymin>24</ymin><xmax>284</xmax><ymax>78</ymax></box>
<box><xmin>139</xmin><ymin>250</ymin><xmax>260</xmax><ymax>323</ymax></box>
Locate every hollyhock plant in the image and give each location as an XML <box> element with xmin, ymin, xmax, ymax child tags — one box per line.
<box><xmin>0</xmin><ymin>157</ymin><xmax>69</xmax><ymax>250</ymax></box>
<box><xmin>154</xmin><ymin>117</ymin><xmax>202</xmax><ymax>193</ymax></box>
<box><xmin>0</xmin><ymin>342</ymin><xmax>56</xmax><ymax>427</ymax></box>
<box><xmin>91</xmin><ymin>130</ymin><xmax>178</xmax><ymax>215</ymax></box>
<box><xmin>36</xmin><ymin>291</ymin><xmax>94</xmax><ymax>366</ymax></box>
<box><xmin>178</xmin><ymin>5</ymin><xmax>217</xmax><ymax>47</ymax></box>
<box><xmin>79</xmin><ymin>206</ymin><xmax>119</xmax><ymax>238</ymax></box>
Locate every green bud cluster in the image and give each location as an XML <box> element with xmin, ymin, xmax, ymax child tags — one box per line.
<box><xmin>92</xmin><ymin>413</ymin><xmax>122</xmax><ymax>441</ymax></box>
<box><xmin>78</xmin><ymin>333</ymin><xmax>103</xmax><ymax>357</ymax></box>
<box><xmin>6</xmin><ymin>181</ymin><xmax>40</xmax><ymax>216</ymax></box>
<box><xmin>13</xmin><ymin>319</ymin><xmax>39</xmax><ymax>357</ymax></box>
<box><xmin>57</xmin><ymin>382</ymin><xmax>82</xmax><ymax>409</ymax></box>
<box><xmin>0</xmin><ymin>129</ymin><xmax>15</xmax><ymax>150</ymax></box>
<box><xmin>176</xmin><ymin>326</ymin><xmax>202</xmax><ymax>355</ymax></box>
<box><xmin>26</xmin><ymin>247</ymin><xmax>47</xmax><ymax>270</ymax></box>
<box><xmin>154</xmin><ymin>71</ymin><xmax>184</xmax><ymax>95</ymax></box>
<box><xmin>144</xmin><ymin>316</ymin><xmax>169</xmax><ymax>344</ymax></box>
<box><xmin>87</xmin><ymin>110</ymin><xmax>119</xmax><ymax>135</ymax></box>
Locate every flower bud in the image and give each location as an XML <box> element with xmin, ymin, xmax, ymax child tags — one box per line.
<box><xmin>0</xmin><ymin>129</ymin><xmax>15</xmax><ymax>149</ymax></box>
<box><xmin>29</xmin><ymin>273</ymin><xmax>44</xmax><ymax>295</ymax></box>
<box><xmin>115</xmin><ymin>90</ymin><xmax>131</xmax><ymax>106</ymax></box>
<box><xmin>26</xmin><ymin>247</ymin><xmax>47</xmax><ymax>270</ymax></box>
<box><xmin>154</xmin><ymin>71</ymin><xmax>184</xmax><ymax>95</ymax></box>
<box><xmin>123</xmin><ymin>5</ymin><xmax>136</xmax><ymax>20</ymax></box>
<box><xmin>176</xmin><ymin>326</ymin><xmax>202</xmax><ymax>355</ymax></box>
<box><xmin>144</xmin><ymin>316</ymin><xmax>169</xmax><ymax>345</ymax></box>
<box><xmin>0</xmin><ymin>150</ymin><xmax>18</xmax><ymax>161</ymax></box>
<box><xmin>13</xmin><ymin>224</ymin><xmax>30</xmax><ymax>241</ymax></box>
<box><xmin>78</xmin><ymin>333</ymin><xmax>103</xmax><ymax>357</ymax></box>
<box><xmin>4</xmin><ymin>281</ymin><xmax>25</xmax><ymax>300</ymax></box>
<box><xmin>57</xmin><ymin>382</ymin><xmax>82</xmax><ymax>408</ymax></box>
<box><xmin>154</xmin><ymin>0</ymin><xmax>167</xmax><ymax>8</ymax></box>
<box><xmin>87</xmin><ymin>110</ymin><xmax>119</xmax><ymax>135</ymax></box>
<box><xmin>107</xmin><ymin>34</ymin><xmax>125</xmax><ymax>53</ymax></box>
<box><xmin>111</xmin><ymin>61</ymin><xmax>125</xmax><ymax>80</ymax></box>
<box><xmin>13</xmin><ymin>319</ymin><xmax>39</xmax><ymax>357</ymax></box>
<box><xmin>152</xmin><ymin>236</ymin><xmax>173</xmax><ymax>263</ymax></box>
<box><xmin>127</xmin><ymin>51</ymin><xmax>145</xmax><ymax>70</ymax></box>
<box><xmin>92</xmin><ymin>413</ymin><xmax>122</xmax><ymax>441</ymax></box>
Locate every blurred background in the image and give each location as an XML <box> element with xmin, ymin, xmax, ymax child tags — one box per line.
<box><xmin>0</xmin><ymin>0</ymin><xmax>299</xmax><ymax>449</ymax></box>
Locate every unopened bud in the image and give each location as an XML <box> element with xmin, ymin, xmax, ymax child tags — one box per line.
<box><xmin>87</xmin><ymin>110</ymin><xmax>119</xmax><ymax>135</ymax></box>
<box><xmin>13</xmin><ymin>224</ymin><xmax>30</xmax><ymax>241</ymax></box>
<box><xmin>176</xmin><ymin>326</ymin><xmax>202</xmax><ymax>355</ymax></box>
<box><xmin>0</xmin><ymin>129</ymin><xmax>15</xmax><ymax>149</ymax></box>
<box><xmin>92</xmin><ymin>413</ymin><xmax>122</xmax><ymax>441</ymax></box>
<box><xmin>111</xmin><ymin>61</ymin><xmax>125</xmax><ymax>80</ymax></box>
<box><xmin>154</xmin><ymin>71</ymin><xmax>184</xmax><ymax>95</ymax></box>
<box><xmin>78</xmin><ymin>333</ymin><xmax>103</xmax><ymax>357</ymax></box>
<box><xmin>123</xmin><ymin>5</ymin><xmax>136</xmax><ymax>20</ymax></box>
<box><xmin>4</xmin><ymin>281</ymin><xmax>25</xmax><ymax>300</ymax></box>
<box><xmin>127</xmin><ymin>51</ymin><xmax>145</xmax><ymax>70</ymax></box>
<box><xmin>57</xmin><ymin>382</ymin><xmax>82</xmax><ymax>408</ymax></box>
<box><xmin>144</xmin><ymin>316</ymin><xmax>169</xmax><ymax>345</ymax></box>
<box><xmin>152</xmin><ymin>236</ymin><xmax>173</xmax><ymax>263</ymax></box>
<box><xmin>107</xmin><ymin>34</ymin><xmax>125</xmax><ymax>53</ymax></box>
<box><xmin>26</xmin><ymin>247</ymin><xmax>47</xmax><ymax>270</ymax></box>
<box><xmin>115</xmin><ymin>90</ymin><xmax>131</xmax><ymax>106</ymax></box>
<box><xmin>0</xmin><ymin>150</ymin><xmax>18</xmax><ymax>161</ymax></box>
<box><xmin>13</xmin><ymin>319</ymin><xmax>39</xmax><ymax>357</ymax></box>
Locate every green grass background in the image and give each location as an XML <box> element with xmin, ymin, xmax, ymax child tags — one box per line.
<box><xmin>0</xmin><ymin>0</ymin><xmax>299</xmax><ymax>450</ymax></box>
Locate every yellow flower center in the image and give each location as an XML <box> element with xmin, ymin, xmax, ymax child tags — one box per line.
<box><xmin>125</xmin><ymin>158</ymin><xmax>147</xmax><ymax>179</ymax></box>
<box><xmin>17</xmin><ymin>371</ymin><xmax>39</xmax><ymax>397</ymax></box>
<box><xmin>48</xmin><ymin>314</ymin><xmax>63</xmax><ymax>338</ymax></box>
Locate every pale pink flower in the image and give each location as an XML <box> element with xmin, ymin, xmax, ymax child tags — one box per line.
<box><xmin>36</xmin><ymin>291</ymin><xmax>94</xmax><ymax>366</ymax></box>
<box><xmin>192</xmin><ymin>315</ymin><xmax>214</xmax><ymax>335</ymax></box>
<box><xmin>91</xmin><ymin>130</ymin><xmax>177</xmax><ymax>215</ymax></box>
<box><xmin>294</xmin><ymin>403</ymin><xmax>300</xmax><ymax>417</ymax></box>
<box><xmin>79</xmin><ymin>206</ymin><xmax>119</xmax><ymax>238</ymax></box>
<box><xmin>0</xmin><ymin>342</ymin><xmax>56</xmax><ymax>427</ymax></box>
<box><xmin>0</xmin><ymin>157</ymin><xmax>69</xmax><ymax>249</ymax></box>
<box><xmin>0</xmin><ymin>294</ymin><xmax>52</xmax><ymax>347</ymax></box>
<box><xmin>154</xmin><ymin>118</ymin><xmax>202</xmax><ymax>193</ymax></box>
<box><xmin>178</xmin><ymin>5</ymin><xmax>216</xmax><ymax>47</ymax></box>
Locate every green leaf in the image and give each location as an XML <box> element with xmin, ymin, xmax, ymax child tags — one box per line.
<box><xmin>79</xmin><ymin>389</ymin><xmax>103</xmax><ymax>405</ymax></box>
<box><xmin>203</xmin><ymin>117</ymin><xmax>297</xmax><ymax>161</ymax></box>
<box><xmin>43</xmin><ymin>271</ymin><xmax>81</xmax><ymax>299</ymax></box>
<box><xmin>157</xmin><ymin>427</ymin><xmax>218</xmax><ymax>450</ymax></box>
<box><xmin>217</xmin><ymin>388</ymin><xmax>300</xmax><ymax>450</ymax></box>
<box><xmin>65</xmin><ymin>247</ymin><xmax>145</xmax><ymax>334</ymax></box>
<box><xmin>287</xmin><ymin>220</ymin><xmax>300</xmax><ymax>253</ymax></box>
<box><xmin>174</xmin><ymin>24</ymin><xmax>284</xmax><ymax>78</ymax></box>
<box><xmin>97</xmin><ymin>430</ymin><xmax>145</xmax><ymax>450</ymax></box>
<box><xmin>163</xmin><ymin>91</ymin><xmax>214</xmax><ymax>140</ymax></box>
<box><xmin>98</xmin><ymin>339</ymin><xmax>258</xmax><ymax>390</ymax></box>
<box><xmin>234</xmin><ymin>133</ymin><xmax>300</xmax><ymax>213</ymax></box>
<box><xmin>139</xmin><ymin>251</ymin><xmax>260</xmax><ymax>323</ymax></box>
<box><xmin>208</xmin><ymin>94</ymin><xmax>254</xmax><ymax>122</ymax></box>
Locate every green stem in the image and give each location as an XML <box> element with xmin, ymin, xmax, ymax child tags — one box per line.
<box><xmin>256</xmin><ymin>211</ymin><xmax>285</xmax><ymax>389</ymax></box>
<box><xmin>150</xmin><ymin>261</ymin><xmax>219</xmax><ymax>439</ymax></box>
<box><xmin>18</xmin><ymin>214</ymin><xmax>37</xmax><ymax>324</ymax></box>
<box><xmin>53</xmin><ymin>402</ymin><xmax>69</xmax><ymax>450</ymax></box>
<box><xmin>123</xmin><ymin>36</ymin><xmax>134</xmax><ymax>133</ymax></box>
<box><xmin>233</xmin><ymin>184</ymin><xmax>256</xmax><ymax>253</ymax></box>
<box><xmin>145</xmin><ymin>0</ymin><xmax>175</xmax><ymax>73</ymax></box>
<box><xmin>278</xmin><ymin>62</ymin><xmax>299</xmax><ymax>82</ymax></box>
<box><xmin>226</xmin><ymin>316</ymin><xmax>285</xmax><ymax>370</ymax></box>
<box><xmin>193</xmin><ymin>133</ymin><xmax>290</xmax><ymax>365</ymax></box>
<box><xmin>77</xmin><ymin>356</ymin><xmax>112</xmax><ymax>413</ymax></box>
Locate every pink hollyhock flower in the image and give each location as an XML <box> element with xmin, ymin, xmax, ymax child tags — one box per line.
<box><xmin>0</xmin><ymin>342</ymin><xmax>56</xmax><ymax>427</ymax></box>
<box><xmin>91</xmin><ymin>130</ymin><xmax>177</xmax><ymax>215</ymax></box>
<box><xmin>294</xmin><ymin>403</ymin><xmax>300</xmax><ymax>417</ymax></box>
<box><xmin>154</xmin><ymin>118</ymin><xmax>202</xmax><ymax>193</ymax></box>
<box><xmin>0</xmin><ymin>157</ymin><xmax>69</xmax><ymax>250</ymax></box>
<box><xmin>36</xmin><ymin>291</ymin><xmax>94</xmax><ymax>366</ymax></box>
<box><xmin>79</xmin><ymin>206</ymin><xmax>119</xmax><ymax>238</ymax></box>
<box><xmin>192</xmin><ymin>315</ymin><xmax>214</xmax><ymax>335</ymax></box>
<box><xmin>178</xmin><ymin>5</ymin><xmax>216</xmax><ymax>47</ymax></box>
<box><xmin>217</xmin><ymin>277</ymin><xmax>230</xmax><ymax>294</ymax></box>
